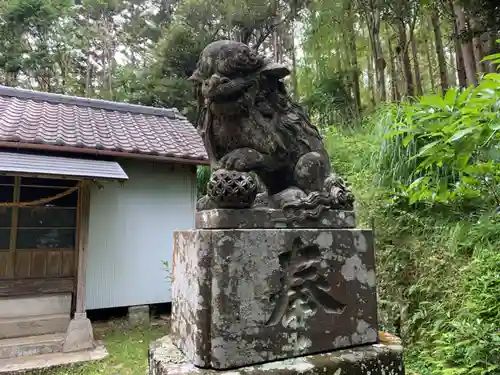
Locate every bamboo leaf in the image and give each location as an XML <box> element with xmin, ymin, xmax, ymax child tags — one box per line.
<box><xmin>449</xmin><ymin>127</ymin><xmax>477</xmax><ymax>142</ymax></box>
<box><xmin>417</xmin><ymin>140</ymin><xmax>441</xmax><ymax>157</ymax></box>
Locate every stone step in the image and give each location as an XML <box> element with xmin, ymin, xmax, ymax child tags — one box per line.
<box><xmin>0</xmin><ymin>314</ymin><xmax>70</xmax><ymax>340</ymax></box>
<box><xmin>0</xmin><ymin>342</ymin><xmax>108</xmax><ymax>373</ymax></box>
<box><xmin>0</xmin><ymin>294</ymin><xmax>72</xmax><ymax>319</ymax></box>
<box><xmin>0</xmin><ymin>333</ymin><xmax>65</xmax><ymax>359</ymax></box>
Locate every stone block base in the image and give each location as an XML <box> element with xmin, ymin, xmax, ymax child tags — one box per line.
<box><xmin>148</xmin><ymin>335</ymin><xmax>405</xmax><ymax>375</ymax></box>
<box><xmin>173</xmin><ymin>227</ymin><xmax>377</xmax><ymax>369</ymax></box>
<box><xmin>128</xmin><ymin>305</ymin><xmax>150</xmax><ymax>326</ymax></box>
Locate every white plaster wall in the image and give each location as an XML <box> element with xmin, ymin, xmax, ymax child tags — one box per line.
<box><xmin>85</xmin><ymin>159</ymin><xmax>196</xmax><ymax>310</ymax></box>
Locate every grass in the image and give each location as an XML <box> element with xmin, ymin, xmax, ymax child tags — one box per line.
<box><xmin>24</xmin><ymin>317</ymin><xmax>170</xmax><ymax>375</ymax></box>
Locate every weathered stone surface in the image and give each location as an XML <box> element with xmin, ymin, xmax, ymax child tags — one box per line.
<box><xmin>149</xmin><ymin>334</ymin><xmax>404</xmax><ymax>375</ymax></box>
<box><xmin>191</xmin><ymin>40</ymin><xmax>354</xmax><ymax>217</ymax></box>
<box><xmin>128</xmin><ymin>305</ymin><xmax>150</xmax><ymax>326</ymax></box>
<box><xmin>196</xmin><ymin>209</ymin><xmax>356</xmax><ymax>229</ymax></box>
<box><xmin>172</xmin><ymin>228</ymin><xmax>377</xmax><ymax>370</ymax></box>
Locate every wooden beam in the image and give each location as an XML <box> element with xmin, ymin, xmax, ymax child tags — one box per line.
<box><xmin>0</xmin><ymin>277</ymin><xmax>74</xmax><ymax>297</ymax></box>
<box><xmin>75</xmin><ymin>181</ymin><xmax>91</xmax><ymax>313</ymax></box>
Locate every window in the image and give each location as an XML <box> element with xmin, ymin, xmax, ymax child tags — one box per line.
<box><xmin>17</xmin><ymin>178</ymin><xmax>77</xmax><ymax>250</ymax></box>
<box><xmin>0</xmin><ymin>176</ymin><xmax>78</xmax><ymax>279</ymax></box>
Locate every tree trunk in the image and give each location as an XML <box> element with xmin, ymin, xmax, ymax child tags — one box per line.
<box><xmin>411</xmin><ymin>30</ymin><xmax>423</xmax><ymax>96</ymax></box>
<box><xmin>425</xmin><ymin>34</ymin><xmax>436</xmax><ymax>92</ymax></box>
<box><xmin>469</xmin><ymin>17</ymin><xmax>485</xmax><ymax>74</ymax></box>
<box><xmin>345</xmin><ymin>1</ymin><xmax>361</xmax><ymax>113</ymax></box>
<box><xmin>452</xmin><ymin>20</ymin><xmax>467</xmax><ymax>87</ymax></box>
<box><xmin>271</xmin><ymin>0</ymin><xmax>280</xmax><ymax>62</ymax></box>
<box><xmin>397</xmin><ymin>22</ymin><xmax>414</xmax><ymax>97</ymax></box>
<box><xmin>430</xmin><ymin>11</ymin><xmax>449</xmax><ymax>92</ymax></box>
<box><xmin>453</xmin><ymin>2</ymin><xmax>477</xmax><ymax>86</ymax></box>
<box><xmin>387</xmin><ymin>35</ymin><xmax>400</xmax><ymax>101</ymax></box>
<box><xmin>367</xmin><ymin>55</ymin><xmax>376</xmax><ymax>107</ymax></box>
<box><xmin>365</xmin><ymin>11</ymin><xmax>386</xmax><ymax>103</ymax></box>
<box><xmin>357</xmin><ymin>0</ymin><xmax>386</xmax><ymax>103</ymax></box>
<box><xmin>446</xmin><ymin>48</ymin><xmax>457</xmax><ymax>87</ymax></box>
<box><xmin>290</xmin><ymin>26</ymin><xmax>298</xmax><ymax>101</ymax></box>
<box><xmin>85</xmin><ymin>51</ymin><xmax>93</xmax><ymax>97</ymax></box>
<box><xmin>373</xmin><ymin>34</ymin><xmax>387</xmax><ymax>102</ymax></box>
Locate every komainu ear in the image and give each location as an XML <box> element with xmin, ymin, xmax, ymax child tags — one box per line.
<box><xmin>259</xmin><ymin>60</ymin><xmax>291</xmax><ymax>79</ymax></box>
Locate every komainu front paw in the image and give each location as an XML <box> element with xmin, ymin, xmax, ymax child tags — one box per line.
<box><xmin>324</xmin><ymin>173</ymin><xmax>355</xmax><ymax>209</ymax></box>
<box><xmin>217</xmin><ymin>148</ymin><xmax>264</xmax><ymax>171</ymax></box>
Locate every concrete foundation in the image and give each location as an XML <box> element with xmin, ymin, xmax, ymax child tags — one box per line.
<box><xmin>0</xmin><ymin>294</ymin><xmax>71</xmax><ymax>340</ymax></box>
<box><xmin>129</xmin><ymin>305</ymin><xmax>150</xmax><ymax>326</ymax></box>
<box><xmin>148</xmin><ymin>334</ymin><xmax>405</xmax><ymax>375</ymax></box>
<box><xmin>62</xmin><ymin>312</ymin><xmax>96</xmax><ymax>353</ymax></box>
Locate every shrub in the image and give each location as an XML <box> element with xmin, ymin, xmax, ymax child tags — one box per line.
<box><xmin>324</xmin><ymin>108</ymin><xmax>500</xmax><ymax>375</ymax></box>
<box><xmin>374</xmin><ymin>72</ymin><xmax>500</xmax><ymax>208</ymax></box>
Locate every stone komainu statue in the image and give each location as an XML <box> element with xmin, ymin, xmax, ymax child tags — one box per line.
<box><xmin>190</xmin><ymin>40</ymin><xmax>354</xmax><ymax>221</ymax></box>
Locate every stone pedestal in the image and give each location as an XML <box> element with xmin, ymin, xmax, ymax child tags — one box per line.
<box><xmin>171</xmin><ymin>209</ymin><xmax>379</xmax><ymax>370</ymax></box>
<box><xmin>149</xmin><ymin>334</ymin><xmax>405</xmax><ymax>375</ymax></box>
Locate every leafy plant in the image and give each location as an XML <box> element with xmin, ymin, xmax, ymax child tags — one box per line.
<box><xmin>162</xmin><ymin>260</ymin><xmax>172</xmax><ymax>283</ymax></box>
<box><xmin>196</xmin><ymin>165</ymin><xmax>210</xmax><ymax>198</ymax></box>
<box><xmin>325</xmin><ymin>90</ymin><xmax>500</xmax><ymax>375</ymax></box>
<box><xmin>375</xmin><ymin>64</ymin><xmax>500</xmax><ymax>207</ymax></box>
<box><xmin>301</xmin><ymin>72</ymin><xmax>360</xmax><ymax>128</ymax></box>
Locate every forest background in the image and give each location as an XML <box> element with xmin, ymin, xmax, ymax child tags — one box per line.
<box><xmin>0</xmin><ymin>0</ymin><xmax>499</xmax><ymax>374</ymax></box>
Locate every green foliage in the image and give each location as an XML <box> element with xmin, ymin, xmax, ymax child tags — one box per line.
<box><xmin>418</xmin><ymin>225</ymin><xmax>500</xmax><ymax>375</ymax></box>
<box><xmin>482</xmin><ymin>43</ymin><xmax>500</xmax><ymax>66</ymax></box>
<box><xmin>127</xmin><ymin>22</ymin><xmax>207</xmax><ymax>121</ymax></box>
<box><xmin>0</xmin><ymin>0</ymin><xmax>73</xmax><ymax>80</ymax></box>
<box><xmin>326</xmin><ymin>123</ymin><xmax>500</xmax><ymax>375</ymax></box>
<box><xmin>374</xmin><ymin>67</ymin><xmax>500</xmax><ymax>207</ymax></box>
<box><xmin>301</xmin><ymin>72</ymin><xmax>359</xmax><ymax>128</ymax></box>
<box><xmin>298</xmin><ymin>0</ymin><xmax>363</xmax><ymax>126</ymax></box>
<box><xmin>162</xmin><ymin>260</ymin><xmax>172</xmax><ymax>283</ymax></box>
<box><xmin>460</xmin><ymin>0</ymin><xmax>500</xmax><ymax>35</ymax></box>
<box><xmin>196</xmin><ymin>166</ymin><xmax>211</xmax><ymax>198</ymax></box>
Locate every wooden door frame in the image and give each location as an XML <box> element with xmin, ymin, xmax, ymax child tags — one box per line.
<box><xmin>0</xmin><ymin>176</ymin><xmax>80</xmax><ymax>297</ymax></box>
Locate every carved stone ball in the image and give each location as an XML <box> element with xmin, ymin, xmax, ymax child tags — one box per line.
<box><xmin>207</xmin><ymin>169</ymin><xmax>258</xmax><ymax>209</ymax></box>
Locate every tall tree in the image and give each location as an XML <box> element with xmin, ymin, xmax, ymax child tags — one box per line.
<box><xmin>453</xmin><ymin>1</ymin><xmax>477</xmax><ymax>85</ymax></box>
<box><xmin>430</xmin><ymin>8</ymin><xmax>449</xmax><ymax>92</ymax></box>
<box><xmin>423</xmin><ymin>27</ymin><xmax>436</xmax><ymax>92</ymax></box>
<box><xmin>356</xmin><ymin>0</ymin><xmax>387</xmax><ymax>103</ymax></box>
<box><xmin>411</xmin><ymin>27</ymin><xmax>423</xmax><ymax>96</ymax></box>
<box><xmin>383</xmin><ymin>0</ymin><xmax>420</xmax><ymax>97</ymax></box>
<box><xmin>452</xmin><ymin>18</ymin><xmax>468</xmax><ymax>87</ymax></box>
<box><xmin>386</xmin><ymin>31</ymin><xmax>400</xmax><ymax>101</ymax></box>
<box><xmin>344</xmin><ymin>1</ymin><xmax>361</xmax><ymax>112</ymax></box>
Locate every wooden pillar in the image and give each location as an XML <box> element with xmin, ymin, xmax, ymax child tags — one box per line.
<box><xmin>7</xmin><ymin>177</ymin><xmax>20</xmax><ymax>278</ymax></box>
<box><xmin>63</xmin><ymin>180</ymin><xmax>95</xmax><ymax>353</ymax></box>
<box><xmin>75</xmin><ymin>181</ymin><xmax>91</xmax><ymax>314</ymax></box>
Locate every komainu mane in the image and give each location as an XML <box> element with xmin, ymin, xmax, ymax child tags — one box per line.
<box><xmin>190</xmin><ymin>40</ymin><xmax>354</xmax><ymax>221</ymax></box>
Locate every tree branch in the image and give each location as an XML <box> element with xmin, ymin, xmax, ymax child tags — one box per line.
<box><xmin>253</xmin><ymin>27</ymin><xmax>272</xmax><ymax>50</ymax></box>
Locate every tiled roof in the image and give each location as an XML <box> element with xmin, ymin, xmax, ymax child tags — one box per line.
<box><xmin>0</xmin><ymin>85</ymin><xmax>208</xmax><ymax>163</ymax></box>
